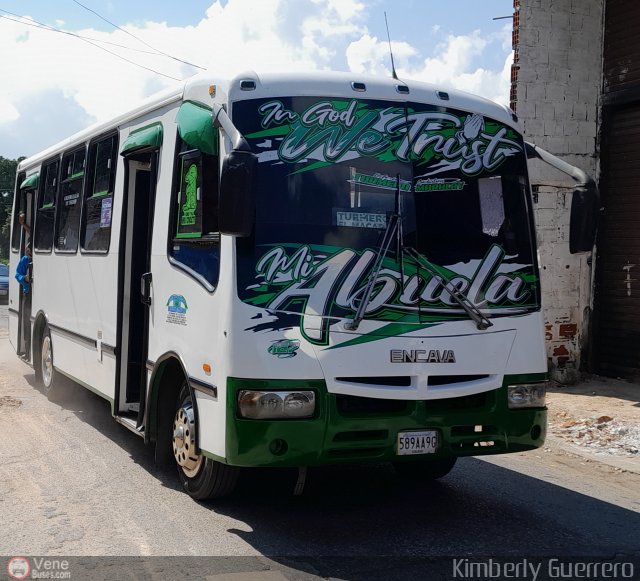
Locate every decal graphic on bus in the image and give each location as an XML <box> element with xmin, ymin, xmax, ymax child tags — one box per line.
<box><xmin>250</xmin><ymin>100</ymin><xmax>523</xmax><ymax>176</ymax></box>
<box><xmin>235</xmin><ymin>96</ymin><xmax>539</xmax><ymax>346</ymax></box>
<box><xmin>242</xmin><ymin>243</ymin><xmax>537</xmax><ymax>345</ymax></box>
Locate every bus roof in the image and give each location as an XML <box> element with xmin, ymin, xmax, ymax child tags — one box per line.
<box><xmin>19</xmin><ymin>69</ymin><xmax>520</xmax><ymax>172</ymax></box>
<box><xmin>213</xmin><ymin>70</ymin><xmax>518</xmax><ymax>129</ymax></box>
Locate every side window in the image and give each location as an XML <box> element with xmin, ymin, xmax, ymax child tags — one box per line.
<box><xmin>55</xmin><ymin>148</ymin><xmax>85</xmax><ymax>253</ymax></box>
<box><xmin>34</xmin><ymin>159</ymin><xmax>59</xmax><ymax>253</ymax></box>
<box><xmin>169</xmin><ymin>137</ymin><xmax>220</xmax><ymax>287</ymax></box>
<box><xmin>10</xmin><ymin>172</ymin><xmax>25</xmax><ymax>252</ymax></box>
<box><xmin>82</xmin><ymin>134</ymin><xmax>118</xmax><ymax>253</ymax></box>
<box><xmin>176</xmin><ymin>151</ymin><xmax>204</xmax><ymax>238</ymax></box>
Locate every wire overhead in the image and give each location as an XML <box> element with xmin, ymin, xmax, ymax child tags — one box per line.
<box><xmin>0</xmin><ymin>10</ymin><xmax>161</xmax><ymax>55</ymax></box>
<box><xmin>0</xmin><ymin>8</ymin><xmax>183</xmax><ymax>81</ymax></box>
<box><xmin>71</xmin><ymin>0</ymin><xmax>206</xmax><ymax>70</ymax></box>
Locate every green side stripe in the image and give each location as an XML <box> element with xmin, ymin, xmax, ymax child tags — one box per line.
<box><xmin>288</xmin><ymin>160</ymin><xmax>332</xmax><ymax>175</ymax></box>
<box><xmin>90</xmin><ymin>190</ymin><xmax>111</xmax><ymax>199</ymax></box>
<box><xmin>246</xmin><ymin>126</ymin><xmax>291</xmax><ymax>139</ymax></box>
<box><xmin>245</xmin><ymin>293</ymin><xmax>280</xmax><ymax>306</ymax></box>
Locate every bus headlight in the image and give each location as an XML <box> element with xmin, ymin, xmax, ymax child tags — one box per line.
<box><xmin>237</xmin><ymin>390</ymin><xmax>316</xmax><ymax>419</ymax></box>
<box><xmin>507</xmin><ymin>383</ymin><xmax>547</xmax><ymax>409</ymax></box>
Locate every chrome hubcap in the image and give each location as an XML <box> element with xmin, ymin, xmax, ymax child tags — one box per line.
<box><xmin>42</xmin><ymin>336</ymin><xmax>53</xmax><ymax>387</ymax></box>
<box><xmin>173</xmin><ymin>401</ymin><xmax>202</xmax><ymax>478</ymax></box>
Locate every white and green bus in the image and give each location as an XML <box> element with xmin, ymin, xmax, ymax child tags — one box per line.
<box><xmin>8</xmin><ymin>71</ymin><xmax>597</xmax><ymax>499</ymax></box>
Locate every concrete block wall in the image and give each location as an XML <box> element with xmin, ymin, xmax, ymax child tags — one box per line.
<box><xmin>515</xmin><ymin>0</ymin><xmax>604</xmax><ymax>382</ymax></box>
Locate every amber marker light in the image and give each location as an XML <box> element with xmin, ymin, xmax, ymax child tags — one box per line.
<box><xmin>203</xmin><ymin>363</ymin><xmax>212</xmax><ymax>375</ymax></box>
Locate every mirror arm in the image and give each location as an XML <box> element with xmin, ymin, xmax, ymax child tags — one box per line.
<box><xmin>212</xmin><ymin>103</ymin><xmax>252</xmax><ymax>152</ymax></box>
<box><xmin>525</xmin><ymin>141</ymin><xmax>595</xmax><ymax>188</ymax></box>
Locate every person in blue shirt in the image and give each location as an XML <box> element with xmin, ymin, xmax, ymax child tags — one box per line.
<box><xmin>15</xmin><ymin>244</ymin><xmax>32</xmax><ymax>294</ymax></box>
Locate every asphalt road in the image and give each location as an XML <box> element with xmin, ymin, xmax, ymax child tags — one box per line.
<box><xmin>0</xmin><ymin>305</ymin><xmax>639</xmax><ymax>580</ymax></box>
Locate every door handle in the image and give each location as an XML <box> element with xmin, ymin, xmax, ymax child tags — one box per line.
<box><xmin>141</xmin><ymin>272</ymin><xmax>152</xmax><ymax>305</ymax></box>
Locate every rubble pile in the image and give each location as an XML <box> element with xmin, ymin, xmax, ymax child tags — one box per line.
<box><xmin>552</xmin><ymin>412</ymin><xmax>640</xmax><ymax>457</ymax></box>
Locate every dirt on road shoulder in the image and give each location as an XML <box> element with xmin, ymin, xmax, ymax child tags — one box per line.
<box><xmin>546</xmin><ymin>375</ymin><xmax>640</xmax><ymax>472</ymax></box>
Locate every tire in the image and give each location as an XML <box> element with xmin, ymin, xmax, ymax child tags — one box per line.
<box><xmin>173</xmin><ymin>382</ymin><xmax>239</xmax><ymax>500</ymax></box>
<box><xmin>40</xmin><ymin>325</ymin><xmax>56</xmax><ymax>396</ymax></box>
<box><xmin>393</xmin><ymin>457</ymin><xmax>457</xmax><ymax>481</ymax></box>
<box><xmin>38</xmin><ymin>325</ymin><xmax>71</xmax><ymax>401</ymax></box>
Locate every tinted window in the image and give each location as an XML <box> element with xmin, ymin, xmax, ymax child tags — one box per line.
<box><xmin>82</xmin><ymin>134</ymin><xmax>118</xmax><ymax>253</ymax></box>
<box><xmin>55</xmin><ymin>148</ymin><xmax>85</xmax><ymax>253</ymax></box>
<box><xmin>10</xmin><ymin>173</ymin><xmax>25</xmax><ymax>252</ymax></box>
<box><xmin>233</xmin><ymin>96</ymin><xmax>539</xmax><ymax>331</ymax></box>
<box><xmin>34</xmin><ymin>159</ymin><xmax>59</xmax><ymax>252</ymax></box>
<box><xmin>169</xmin><ymin>137</ymin><xmax>220</xmax><ymax>288</ymax></box>
<box><xmin>42</xmin><ymin>162</ymin><xmax>58</xmax><ymax>207</ymax></box>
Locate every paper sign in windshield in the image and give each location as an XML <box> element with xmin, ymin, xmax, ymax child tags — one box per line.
<box><xmin>335</xmin><ymin>210</ymin><xmax>387</xmax><ymax>229</ymax></box>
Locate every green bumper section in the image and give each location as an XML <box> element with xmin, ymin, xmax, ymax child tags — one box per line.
<box><xmin>224</xmin><ymin>375</ymin><xmax>547</xmax><ymax>468</ymax></box>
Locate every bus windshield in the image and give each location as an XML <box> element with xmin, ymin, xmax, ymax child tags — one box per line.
<box><xmin>234</xmin><ymin>96</ymin><xmax>539</xmax><ymax>336</ymax></box>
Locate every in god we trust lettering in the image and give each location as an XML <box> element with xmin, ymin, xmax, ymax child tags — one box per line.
<box><xmin>254</xmin><ymin>99</ymin><xmax>523</xmax><ymax>177</ymax></box>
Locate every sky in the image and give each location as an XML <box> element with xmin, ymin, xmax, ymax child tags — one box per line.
<box><xmin>0</xmin><ymin>0</ymin><xmax>514</xmax><ymax>160</ymax></box>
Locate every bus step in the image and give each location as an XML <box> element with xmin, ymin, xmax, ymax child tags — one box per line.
<box><xmin>115</xmin><ymin>415</ymin><xmax>145</xmax><ymax>438</ymax></box>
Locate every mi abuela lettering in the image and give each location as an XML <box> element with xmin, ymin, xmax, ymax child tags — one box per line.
<box><xmin>250</xmin><ymin>244</ymin><xmax>533</xmax><ymax>343</ymax></box>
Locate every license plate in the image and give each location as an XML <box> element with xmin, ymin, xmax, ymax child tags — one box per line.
<box><xmin>397</xmin><ymin>430</ymin><xmax>439</xmax><ymax>455</ymax></box>
<box><xmin>0</xmin><ymin>289</ymin><xmax>7</xmax><ymax>295</ymax></box>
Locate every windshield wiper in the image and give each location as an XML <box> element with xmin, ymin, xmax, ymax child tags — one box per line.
<box><xmin>345</xmin><ymin>171</ymin><xmax>493</xmax><ymax>332</ymax></box>
<box><xmin>403</xmin><ymin>246</ymin><xmax>493</xmax><ymax>330</ymax></box>
<box><xmin>402</xmin><ymin>160</ymin><xmax>491</xmax><ymax>330</ymax></box>
<box><xmin>345</xmin><ymin>174</ymin><xmax>402</xmax><ymax>331</ymax></box>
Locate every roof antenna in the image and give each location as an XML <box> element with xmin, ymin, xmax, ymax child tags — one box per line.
<box><xmin>384</xmin><ymin>12</ymin><xmax>399</xmax><ymax>80</ymax></box>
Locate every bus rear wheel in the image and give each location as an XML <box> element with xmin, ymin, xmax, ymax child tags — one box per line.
<box><xmin>393</xmin><ymin>457</ymin><xmax>457</xmax><ymax>481</ymax></box>
<box><xmin>173</xmin><ymin>382</ymin><xmax>239</xmax><ymax>500</ymax></box>
<box><xmin>40</xmin><ymin>326</ymin><xmax>57</xmax><ymax>397</ymax></box>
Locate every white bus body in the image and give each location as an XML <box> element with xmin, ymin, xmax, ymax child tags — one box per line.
<box><xmin>9</xmin><ymin>71</ymin><xmax>555</xmax><ymax>499</ymax></box>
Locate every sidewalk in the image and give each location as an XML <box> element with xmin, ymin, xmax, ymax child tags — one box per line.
<box><xmin>546</xmin><ymin>375</ymin><xmax>640</xmax><ymax>474</ymax></box>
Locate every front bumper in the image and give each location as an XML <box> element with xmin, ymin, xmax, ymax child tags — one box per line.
<box><xmin>224</xmin><ymin>375</ymin><xmax>547</xmax><ymax>467</ymax></box>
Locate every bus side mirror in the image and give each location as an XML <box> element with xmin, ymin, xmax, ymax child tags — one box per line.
<box><xmin>219</xmin><ymin>150</ymin><xmax>257</xmax><ymax>237</ymax></box>
<box><xmin>569</xmin><ymin>182</ymin><xmax>599</xmax><ymax>254</ymax></box>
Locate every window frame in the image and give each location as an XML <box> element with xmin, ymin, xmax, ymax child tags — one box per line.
<box><xmin>54</xmin><ymin>145</ymin><xmax>86</xmax><ymax>255</ymax></box>
<box><xmin>166</xmin><ymin>134</ymin><xmax>221</xmax><ymax>292</ymax></box>
<box><xmin>80</xmin><ymin>131</ymin><xmax>119</xmax><ymax>255</ymax></box>
<box><xmin>34</xmin><ymin>156</ymin><xmax>61</xmax><ymax>254</ymax></box>
<box><xmin>10</xmin><ymin>171</ymin><xmax>26</xmax><ymax>253</ymax></box>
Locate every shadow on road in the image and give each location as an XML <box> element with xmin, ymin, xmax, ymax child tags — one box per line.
<box><xmin>22</xmin><ymin>370</ymin><xmax>182</xmax><ymax>493</ymax></box>
<box><xmin>20</xmin><ymin>370</ymin><xmax>640</xmax><ymax>579</ymax></box>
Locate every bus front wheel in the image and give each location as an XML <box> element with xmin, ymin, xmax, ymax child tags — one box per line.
<box><xmin>173</xmin><ymin>382</ymin><xmax>239</xmax><ymax>500</ymax></box>
<box><xmin>393</xmin><ymin>457</ymin><xmax>457</xmax><ymax>480</ymax></box>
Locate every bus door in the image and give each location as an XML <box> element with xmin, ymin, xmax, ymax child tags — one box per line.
<box><xmin>16</xmin><ymin>184</ymin><xmax>35</xmax><ymax>359</ymax></box>
<box><xmin>117</xmin><ymin>152</ymin><xmax>157</xmax><ymax>426</ymax></box>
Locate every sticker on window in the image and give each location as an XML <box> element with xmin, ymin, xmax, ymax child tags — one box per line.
<box><xmin>415</xmin><ymin>178</ymin><xmax>465</xmax><ymax>192</ymax></box>
<box><xmin>335</xmin><ymin>210</ymin><xmax>387</xmax><ymax>229</ymax></box>
<box><xmin>100</xmin><ymin>197</ymin><xmax>112</xmax><ymax>228</ymax></box>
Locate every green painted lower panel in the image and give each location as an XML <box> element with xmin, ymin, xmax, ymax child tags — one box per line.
<box><xmin>223</xmin><ymin>375</ymin><xmax>547</xmax><ymax>468</ymax></box>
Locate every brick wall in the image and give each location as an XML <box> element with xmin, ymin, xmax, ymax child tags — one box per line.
<box><xmin>514</xmin><ymin>0</ymin><xmax>604</xmax><ymax>382</ymax></box>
